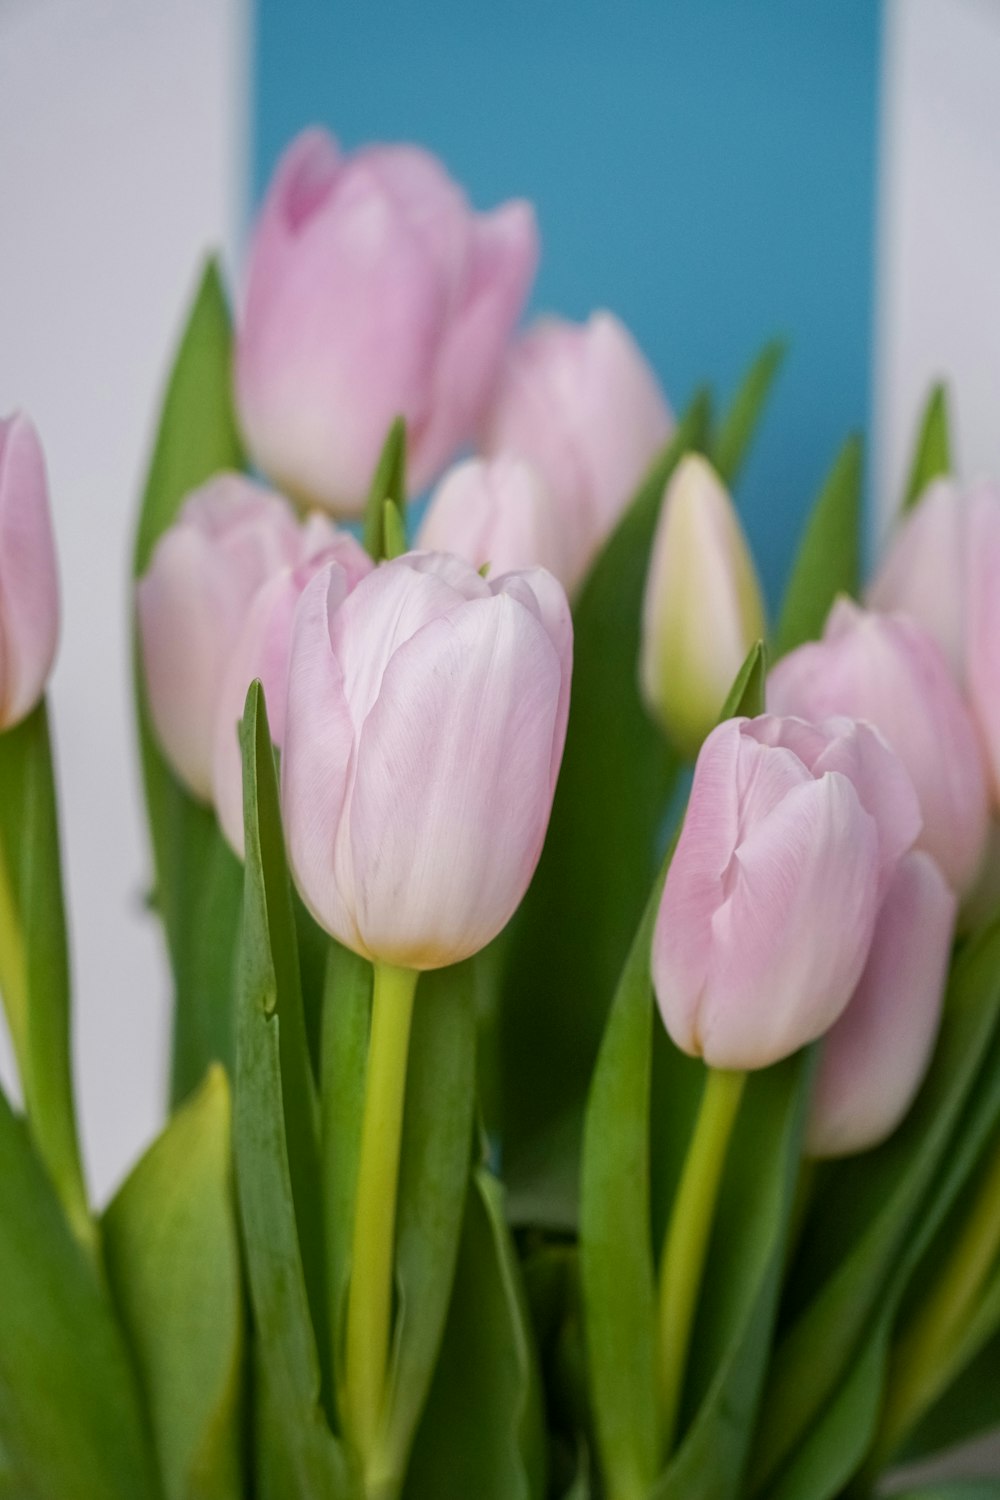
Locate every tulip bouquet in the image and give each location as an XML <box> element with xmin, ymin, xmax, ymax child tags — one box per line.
<box><xmin>2</xmin><ymin>128</ymin><xmax>1000</xmax><ymax>1500</ymax></box>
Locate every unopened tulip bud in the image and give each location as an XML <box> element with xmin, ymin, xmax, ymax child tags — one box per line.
<box><xmin>480</xmin><ymin>312</ymin><xmax>673</xmax><ymax>590</ymax></box>
<box><xmin>0</xmin><ymin>414</ymin><xmax>59</xmax><ymax>730</ymax></box>
<box><xmin>415</xmin><ymin>455</ymin><xmax>571</xmax><ymax>588</ymax></box>
<box><xmin>211</xmin><ymin>517</ymin><xmax>372</xmax><ymax>855</ymax></box>
<box><xmin>281</xmin><ymin>551</ymin><xmax>572</xmax><ymax>968</ymax></box>
<box><xmin>236</xmin><ymin>128</ymin><xmax>538</xmax><ymax>515</ymax></box>
<box><xmin>137</xmin><ymin>474</ymin><xmax>331</xmax><ymax>800</ymax></box>
<box><xmin>768</xmin><ymin>598</ymin><xmax>989</xmax><ymax>893</ymax></box>
<box><xmin>807</xmin><ymin>850</ymin><xmax>955</xmax><ymax>1158</ymax></box>
<box><xmin>639</xmin><ymin>455</ymin><xmax>765</xmax><ymax>757</ymax></box>
<box><xmin>652</xmin><ymin>714</ymin><xmax>921</xmax><ymax>1070</ymax></box>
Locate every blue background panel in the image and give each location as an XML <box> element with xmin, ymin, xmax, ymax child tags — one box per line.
<box><xmin>253</xmin><ymin>0</ymin><xmax>882</xmax><ymax>603</ymax></box>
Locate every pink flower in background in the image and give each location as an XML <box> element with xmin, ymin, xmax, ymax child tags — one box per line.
<box><xmin>652</xmin><ymin>714</ymin><xmax>921</xmax><ymax>1071</ymax></box>
<box><xmin>768</xmin><ymin>599</ymin><xmax>989</xmax><ymax>894</ymax></box>
<box><xmin>480</xmin><ymin>311</ymin><xmax>673</xmax><ymax>591</ymax></box>
<box><xmin>416</xmin><ymin>455</ymin><xmax>572</xmax><ymax>588</ymax></box>
<box><xmin>235</xmin><ymin>128</ymin><xmax>539</xmax><ymax>516</ymax></box>
<box><xmin>281</xmin><ymin>551</ymin><xmax>572</xmax><ymax>968</ymax></box>
<box><xmin>0</xmin><ymin>413</ymin><xmax>59</xmax><ymax>731</ymax></box>
<box><xmin>807</xmin><ymin>849</ymin><xmax>955</xmax><ymax>1158</ymax></box>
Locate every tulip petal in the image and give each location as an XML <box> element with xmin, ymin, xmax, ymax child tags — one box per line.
<box><xmin>0</xmin><ymin>414</ymin><xmax>59</xmax><ymax>728</ymax></box>
<box><xmin>868</xmin><ymin>479</ymin><xmax>967</xmax><ymax>679</ymax></box>
<box><xmin>347</xmin><ymin>592</ymin><xmax>561</xmax><ymax>967</ymax></box>
<box><xmin>491</xmin><ymin>565</ymin><xmax>573</xmax><ymax>783</ymax></box>
<box><xmin>807</xmin><ymin>850</ymin><xmax>955</xmax><ymax>1157</ymax></box>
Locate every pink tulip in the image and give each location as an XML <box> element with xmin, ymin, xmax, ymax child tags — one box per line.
<box><xmin>415</xmin><ymin>455</ymin><xmax>572</xmax><ymax>588</ymax></box>
<box><xmin>807</xmin><ymin>850</ymin><xmax>955</xmax><ymax>1157</ymax></box>
<box><xmin>211</xmin><ymin>516</ymin><xmax>372</xmax><ymax>855</ymax></box>
<box><xmin>769</xmin><ymin>599</ymin><xmax>989</xmax><ymax>893</ymax></box>
<box><xmin>0</xmin><ymin>413</ymin><xmax>59</xmax><ymax>730</ymax></box>
<box><xmin>137</xmin><ymin>473</ymin><xmax>360</xmax><ymax>801</ymax></box>
<box><xmin>652</xmin><ymin>714</ymin><xmax>921</xmax><ymax>1071</ymax></box>
<box><xmin>479</xmin><ymin>312</ymin><xmax>673</xmax><ymax>590</ymax></box>
<box><xmin>235</xmin><ymin>128</ymin><xmax>538</xmax><ymax>516</ymax></box>
<box><xmin>281</xmin><ymin>551</ymin><xmax>572</xmax><ymax>968</ymax></box>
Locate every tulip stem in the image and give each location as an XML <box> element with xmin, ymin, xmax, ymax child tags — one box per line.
<box><xmin>863</xmin><ymin>1131</ymin><xmax>1000</xmax><ymax>1479</ymax></box>
<box><xmin>657</xmin><ymin>1066</ymin><xmax>746</xmax><ymax>1455</ymax></box>
<box><xmin>0</xmin><ymin>826</ymin><xmax>29</xmax><ymax>1083</ymax></box>
<box><xmin>345</xmin><ymin>960</ymin><xmax>419</xmax><ymax>1473</ymax></box>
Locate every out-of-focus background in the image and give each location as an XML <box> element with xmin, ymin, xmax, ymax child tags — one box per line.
<box><xmin>1</xmin><ymin>0</ymin><xmax>1000</xmax><ymax>1212</ymax></box>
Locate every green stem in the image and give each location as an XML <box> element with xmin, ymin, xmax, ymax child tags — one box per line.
<box><xmin>0</xmin><ymin>824</ymin><xmax>29</xmax><ymax>1080</ymax></box>
<box><xmin>345</xmin><ymin>960</ymin><xmax>419</xmax><ymax>1471</ymax></box>
<box><xmin>657</xmin><ymin>1067</ymin><xmax>746</xmax><ymax>1455</ymax></box>
<box><xmin>866</xmin><ymin>1132</ymin><xmax>1000</xmax><ymax>1476</ymax></box>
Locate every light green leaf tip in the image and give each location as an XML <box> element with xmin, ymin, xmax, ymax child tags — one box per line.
<box><xmin>903</xmin><ymin>383</ymin><xmax>952</xmax><ymax>512</ymax></box>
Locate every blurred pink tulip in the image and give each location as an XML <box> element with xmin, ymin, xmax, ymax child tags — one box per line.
<box><xmin>807</xmin><ymin>850</ymin><xmax>955</xmax><ymax>1157</ymax></box>
<box><xmin>0</xmin><ymin>413</ymin><xmax>59</xmax><ymax>730</ymax></box>
<box><xmin>768</xmin><ymin>599</ymin><xmax>989</xmax><ymax>894</ymax></box>
<box><xmin>281</xmin><ymin>551</ymin><xmax>572</xmax><ymax>968</ymax></box>
<box><xmin>235</xmin><ymin>128</ymin><xmax>538</xmax><ymax>516</ymax></box>
<box><xmin>211</xmin><ymin>516</ymin><xmax>372</xmax><ymax>855</ymax></box>
<box><xmin>480</xmin><ymin>312</ymin><xmax>673</xmax><ymax>590</ymax></box>
<box><xmin>652</xmin><ymin>714</ymin><xmax>921</xmax><ymax>1071</ymax></box>
<box><xmin>137</xmin><ymin>473</ymin><xmax>364</xmax><ymax>801</ymax></box>
<box><xmin>415</xmin><ymin>455</ymin><xmax>572</xmax><ymax>588</ymax></box>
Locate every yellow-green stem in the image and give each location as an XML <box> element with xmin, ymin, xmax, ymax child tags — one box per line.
<box><xmin>657</xmin><ymin>1067</ymin><xmax>746</xmax><ymax>1455</ymax></box>
<box><xmin>867</xmin><ymin>1132</ymin><xmax>1000</xmax><ymax>1475</ymax></box>
<box><xmin>345</xmin><ymin>961</ymin><xmax>418</xmax><ymax>1471</ymax></box>
<box><xmin>0</xmin><ymin>826</ymin><xmax>29</xmax><ymax>1080</ymax></box>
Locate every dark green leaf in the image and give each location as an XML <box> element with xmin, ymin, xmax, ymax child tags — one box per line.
<box><xmin>892</xmin><ymin>1487</ymin><xmax>1000</xmax><ymax>1500</ymax></box>
<box><xmin>713</xmin><ymin>340</ymin><xmax>787</xmax><ymax>488</ymax></box>
<box><xmin>902</xmin><ymin>1328</ymin><xmax>1000</xmax><ymax>1462</ymax></box>
<box><xmin>103</xmin><ymin>1065</ymin><xmax>244</xmax><ymax>1500</ymax></box>
<box><xmin>497</xmin><ymin>389</ymin><xmax>712</xmax><ymax>1231</ymax></box>
<box><xmin>383</xmin><ymin>499</ymin><xmax>407</xmax><ymax>561</ymax></box>
<box><xmin>362</xmin><ymin>419</ymin><xmax>407</xmax><ymax>560</ymax></box>
<box><xmin>0</xmin><ymin>704</ymin><xmax>90</xmax><ymax>1248</ymax></box>
<box><xmin>404</xmin><ymin>1170</ymin><xmax>546</xmax><ymax>1500</ymax></box>
<box><xmin>774</xmin><ymin>434</ymin><xmax>863</xmax><ymax>658</ymax></box>
<box><xmin>234</xmin><ymin>683</ymin><xmax>354</xmax><ymax>1497</ymax></box>
<box><xmin>0</xmin><ymin>1089</ymin><xmax>159</xmax><ymax>1498</ymax></box>
<box><xmin>903</xmin><ymin>384</ymin><xmax>952</xmax><ymax>511</ymax></box>
<box><xmin>132</xmin><ymin>258</ymin><xmax>247</xmax><ymax>1099</ymax></box>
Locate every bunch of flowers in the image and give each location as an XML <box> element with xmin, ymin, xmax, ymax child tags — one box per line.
<box><xmin>0</xmin><ymin>130</ymin><xmax>999</xmax><ymax>1500</ymax></box>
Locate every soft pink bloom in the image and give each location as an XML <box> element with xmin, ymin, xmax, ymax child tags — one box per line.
<box><xmin>652</xmin><ymin>714</ymin><xmax>921</xmax><ymax>1071</ymax></box>
<box><xmin>415</xmin><ymin>455</ymin><xmax>572</xmax><ymax>588</ymax></box>
<box><xmin>479</xmin><ymin>312</ymin><xmax>673</xmax><ymax>590</ymax></box>
<box><xmin>281</xmin><ymin>551</ymin><xmax>572</xmax><ymax>968</ymax></box>
<box><xmin>211</xmin><ymin>516</ymin><xmax>372</xmax><ymax>855</ymax></box>
<box><xmin>768</xmin><ymin>599</ymin><xmax>989</xmax><ymax>894</ymax></box>
<box><xmin>137</xmin><ymin>473</ymin><xmax>366</xmax><ymax>801</ymax></box>
<box><xmin>807</xmin><ymin>850</ymin><xmax>955</xmax><ymax>1157</ymax></box>
<box><xmin>0</xmin><ymin>413</ymin><xmax>59</xmax><ymax>730</ymax></box>
<box><xmin>236</xmin><ymin>128</ymin><xmax>538</xmax><ymax>515</ymax></box>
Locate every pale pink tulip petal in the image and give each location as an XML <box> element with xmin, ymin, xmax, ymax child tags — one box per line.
<box><xmin>0</xmin><ymin>414</ymin><xmax>59</xmax><ymax>729</ymax></box>
<box><xmin>868</xmin><ymin>480</ymin><xmax>967</xmax><ymax>679</ymax></box>
<box><xmin>416</xmin><ymin>456</ymin><xmax>570</xmax><ymax>586</ymax></box>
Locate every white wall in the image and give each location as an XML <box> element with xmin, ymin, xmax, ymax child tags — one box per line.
<box><xmin>0</xmin><ymin>0</ymin><xmax>246</xmax><ymax>1203</ymax></box>
<box><xmin>876</xmin><ymin>0</ymin><xmax>1000</xmax><ymax>528</ymax></box>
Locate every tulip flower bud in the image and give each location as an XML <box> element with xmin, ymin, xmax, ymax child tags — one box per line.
<box><xmin>235</xmin><ymin>128</ymin><xmax>538</xmax><ymax>515</ymax></box>
<box><xmin>807</xmin><ymin>850</ymin><xmax>955</xmax><ymax>1158</ymax></box>
<box><xmin>211</xmin><ymin>517</ymin><xmax>372</xmax><ymax>856</ymax></box>
<box><xmin>768</xmin><ymin>598</ymin><xmax>989</xmax><ymax>894</ymax></box>
<box><xmin>415</xmin><ymin>455</ymin><xmax>572</xmax><ymax>588</ymax></box>
<box><xmin>652</xmin><ymin>714</ymin><xmax>921</xmax><ymax>1071</ymax></box>
<box><xmin>0</xmin><ymin>413</ymin><xmax>59</xmax><ymax>730</ymax></box>
<box><xmin>281</xmin><ymin>551</ymin><xmax>572</xmax><ymax>968</ymax></box>
<box><xmin>480</xmin><ymin>312</ymin><xmax>673</xmax><ymax>590</ymax></box>
<box><xmin>639</xmin><ymin>455</ymin><xmax>765</xmax><ymax>757</ymax></box>
<box><xmin>137</xmin><ymin>473</ymin><xmax>334</xmax><ymax>800</ymax></box>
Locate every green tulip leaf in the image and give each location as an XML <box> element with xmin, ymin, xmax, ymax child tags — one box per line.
<box><xmin>774</xmin><ymin>433</ymin><xmax>863</xmax><ymax>659</ymax></box>
<box><xmin>363</xmin><ymin>419</ymin><xmax>408</xmax><ymax>560</ymax></box>
<box><xmin>497</xmin><ymin>388</ymin><xmax>712</xmax><ymax>1231</ymax></box>
<box><xmin>0</xmin><ymin>704</ymin><xmax>90</xmax><ymax>1249</ymax></box>
<box><xmin>713</xmin><ymin>339</ymin><xmax>787</xmax><ymax>488</ymax></box>
<box><xmin>903</xmin><ymin>383</ymin><xmax>952</xmax><ymax>511</ymax></box>
<box><xmin>235</xmin><ymin>681</ymin><xmax>354</xmax><ymax>1497</ymax></box>
<box><xmin>0</xmin><ymin>1089</ymin><xmax>159</xmax><ymax>1498</ymax></box>
<box><xmin>892</xmin><ymin>1488</ymin><xmax>1000</xmax><ymax>1500</ymax></box>
<box><xmin>901</xmin><ymin>1327</ymin><xmax>1000</xmax><ymax>1463</ymax></box>
<box><xmin>750</xmin><ymin>917</ymin><xmax>1000</xmax><ymax>1498</ymax></box>
<box><xmin>103</xmin><ymin>1065</ymin><xmax>244</xmax><ymax>1500</ymax></box>
<box><xmin>404</xmin><ymin>1169</ymin><xmax>546</xmax><ymax>1500</ymax></box>
<box><xmin>132</xmin><ymin>257</ymin><xmax>246</xmax><ymax>1100</ymax></box>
